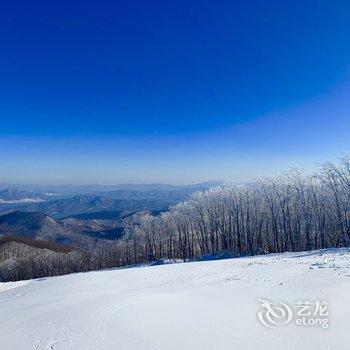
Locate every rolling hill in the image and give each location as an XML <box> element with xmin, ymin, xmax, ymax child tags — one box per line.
<box><xmin>0</xmin><ymin>211</ymin><xmax>123</xmax><ymax>249</ymax></box>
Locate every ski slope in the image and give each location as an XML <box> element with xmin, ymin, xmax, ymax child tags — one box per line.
<box><xmin>1</xmin><ymin>249</ymin><xmax>350</xmax><ymax>349</ymax></box>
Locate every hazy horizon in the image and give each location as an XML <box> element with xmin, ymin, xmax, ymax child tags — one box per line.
<box><xmin>0</xmin><ymin>180</ymin><xmax>224</xmax><ymax>187</ymax></box>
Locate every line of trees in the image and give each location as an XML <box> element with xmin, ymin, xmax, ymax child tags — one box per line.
<box><xmin>114</xmin><ymin>157</ymin><xmax>350</xmax><ymax>265</ymax></box>
<box><xmin>0</xmin><ymin>240</ymin><xmax>122</xmax><ymax>282</ymax></box>
<box><xmin>3</xmin><ymin>157</ymin><xmax>350</xmax><ymax>281</ymax></box>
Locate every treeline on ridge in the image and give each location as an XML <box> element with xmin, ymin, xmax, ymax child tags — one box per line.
<box><xmin>115</xmin><ymin>157</ymin><xmax>350</xmax><ymax>264</ymax></box>
<box><xmin>2</xmin><ymin>157</ymin><xmax>350</xmax><ymax>281</ymax></box>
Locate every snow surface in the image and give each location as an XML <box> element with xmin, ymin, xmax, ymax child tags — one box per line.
<box><xmin>1</xmin><ymin>249</ymin><xmax>350</xmax><ymax>349</ymax></box>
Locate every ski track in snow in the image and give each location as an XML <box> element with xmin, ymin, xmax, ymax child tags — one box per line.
<box><xmin>1</xmin><ymin>249</ymin><xmax>350</xmax><ymax>349</ymax></box>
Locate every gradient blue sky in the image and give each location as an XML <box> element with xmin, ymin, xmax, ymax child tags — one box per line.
<box><xmin>1</xmin><ymin>0</ymin><xmax>350</xmax><ymax>184</ymax></box>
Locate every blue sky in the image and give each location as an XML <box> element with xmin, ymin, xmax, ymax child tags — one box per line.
<box><xmin>1</xmin><ymin>1</ymin><xmax>350</xmax><ymax>184</ymax></box>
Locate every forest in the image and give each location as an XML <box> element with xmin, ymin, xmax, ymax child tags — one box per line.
<box><xmin>116</xmin><ymin>157</ymin><xmax>350</xmax><ymax>265</ymax></box>
<box><xmin>2</xmin><ymin>157</ymin><xmax>350</xmax><ymax>281</ymax></box>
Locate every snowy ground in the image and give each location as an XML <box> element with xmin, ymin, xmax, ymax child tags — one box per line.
<box><xmin>1</xmin><ymin>249</ymin><xmax>350</xmax><ymax>349</ymax></box>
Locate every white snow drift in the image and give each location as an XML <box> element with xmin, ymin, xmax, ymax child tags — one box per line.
<box><xmin>1</xmin><ymin>249</ymin><xmax>350</xmax><ymax>349</ymax></box>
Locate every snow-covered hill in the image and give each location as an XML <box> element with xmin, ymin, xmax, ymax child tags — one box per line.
<box><xmin>1</xmin><ymin>249</ymin><xmax>350</xmax><ymax>349</ymax></box>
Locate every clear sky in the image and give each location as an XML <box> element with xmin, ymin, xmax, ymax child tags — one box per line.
<box><xmin>1</xmin><ymin>1</ymin><xmax>350</xmax><ymax>184</ymax></box>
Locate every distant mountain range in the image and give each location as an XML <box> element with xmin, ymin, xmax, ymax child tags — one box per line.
<box><xmin>0</xmin><ymin>181</ymin><xmax>223</xmax><ymax>249</ymax></box>
<box><xmin>0</xmin><ymin>181</ymin><xmax>223</xmax><ymax>195</ymax></box>
<box><xmin>0</xmin><ymin>188</ymin><xmax>60</xmax><ymax>204</ymax></box>
<box><xmin>13</xmin><ymin>195</ymin><xmax>173</xmax><ymax>218</ymax></box>
<box><xmin>0</xmin><ymin>181</ymin><xmax>223</xmax><ymax>218</ymax></box>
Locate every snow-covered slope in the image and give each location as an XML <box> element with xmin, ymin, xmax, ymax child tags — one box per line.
<box><xmin>1</xmin><ymin>249</ymin><xmax>350</xmax><ymax>349</ymax></box>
